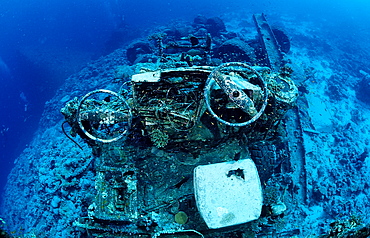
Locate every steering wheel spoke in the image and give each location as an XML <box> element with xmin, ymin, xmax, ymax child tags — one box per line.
<box><xmin>77</xmin><ymin>89</ymin><xmax>132</xmax><ymax>143</ymax></box>
<box><xmin>204</xmin><ymin>62</ymin><xmax>268</xmax><ymax>127</ymax></box>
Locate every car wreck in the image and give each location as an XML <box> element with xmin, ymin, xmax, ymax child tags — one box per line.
<box><xmin>60</xmin><ymin>13</ymin><xmax>299</xmax><ymax>237</ymax></box>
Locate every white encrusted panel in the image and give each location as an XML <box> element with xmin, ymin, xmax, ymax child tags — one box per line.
<box><xmin>194</xmin><ymin>159</ymin><xmax>262</xmax><ymax>229</ymax></box>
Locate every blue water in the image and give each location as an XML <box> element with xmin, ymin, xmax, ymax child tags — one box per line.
<box><xmin>1</xmin><ymin>0</ymin><xmax>370</xmax><ymax>236</ymax></box>
<box><xmin>0</xmin><ymin>0</ymin><xmax>108</xmax><ymax>194</ymax></box>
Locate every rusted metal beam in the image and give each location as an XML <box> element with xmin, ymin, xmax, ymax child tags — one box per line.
<box><xmin>253</xmin><ymin>13</ymin><xmax>284</xmax><ymax>71</ymax></box>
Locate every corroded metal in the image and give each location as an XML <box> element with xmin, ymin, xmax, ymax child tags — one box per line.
<box><xmin>59</xmin><ymin>14</ymin><xmax>299</xmax><ymax>238</ymax></box>
<box><xmin>77</xmin><ymin>89</ymin><xmax>132</xmax><ymax>143</ymax></box>
<box><xmin>204</xmin><ymin>62</ymin><xmax>269</xmax><ymax>127</ymax></box>
<box><xmin>253</xmin><ymin>13</ymin><xmax>284</xmax><ymax>71</ymax></box>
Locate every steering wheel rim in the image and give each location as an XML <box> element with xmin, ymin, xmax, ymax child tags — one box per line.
<box><xmin>77</xmin><ymin>89</ymin><xmax>132</xmax><ymax>143</ymax></box>
<box><xmin>204</xmin><ymin>62</ymin><xmax>268</xmax><ymax>127</ymax></box>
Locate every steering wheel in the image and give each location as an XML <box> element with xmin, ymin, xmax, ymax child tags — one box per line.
<box><xmin>77</xmin><ymin>89</ymin><xmax>132</xmax><ymax>143</ymax></box>
<box><xmin>204</xmin><ymin>62</ymin><xmax>268</xmax><ymax>127</ymax></box>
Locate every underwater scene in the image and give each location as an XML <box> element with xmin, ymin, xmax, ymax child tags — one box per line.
<box><xmin>0</xmin><ymin>0</ymin><xmax>370</xmax><ymax>237</ymax></box>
